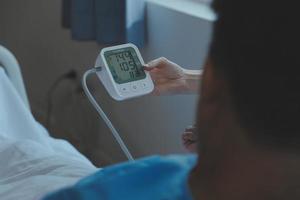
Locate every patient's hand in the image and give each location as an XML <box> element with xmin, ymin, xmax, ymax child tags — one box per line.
<box><xmin>144</xmin><ymin>57</ymin><xmax>202</xmax><ymax>95</ymax></box>
<box><xmin>182</xmin><ymin>126</ymin><xmax>197</xmax><ymax>153</ymax></box>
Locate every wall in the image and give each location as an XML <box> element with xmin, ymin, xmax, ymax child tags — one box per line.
<box><xmin>0</xmin><ymin>1</ymin><xmax>101</xmax><ymax>106</ymax></box>
<box><xmin>0</xmin><ymin>0</ymin><xmax>214</xmax><ymax>165</ymax></box>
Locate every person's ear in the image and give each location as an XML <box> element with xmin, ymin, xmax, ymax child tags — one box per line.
<box><xmin>196</xmin><ymin>58</ymin><xmax>233</xmax><ymax>163</ymax></box>
<box><xmin>200</xmin><ymin>58</ymin><xmax>227</xmax><ymax>103</ymax></box>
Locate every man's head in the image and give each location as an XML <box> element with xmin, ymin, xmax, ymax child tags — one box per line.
<box><xmin>209</xmin><ymin>0</ymin><xmax>300</xmax><ymax>150</ymax></box>
<box><xmin>191</xmin><ymin>0</ymin><xmax>300</xmax><ymax>199</ymax></box>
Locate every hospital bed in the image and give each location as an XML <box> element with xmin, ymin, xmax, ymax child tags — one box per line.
<box><xmin>0</xmin><ymin>45</ymin><xmax>97</xmax><ymax>200</ymax></box>
<box><xmin>0</xmin><ymin>45</ymin><xmax>30</xmax><ymax>110</ymax></box>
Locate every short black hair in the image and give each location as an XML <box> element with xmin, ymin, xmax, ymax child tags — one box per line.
<box><xmin>210</xmin><ymin>0</ymin><xmax>300</xmax><ymax>150</ymax></box>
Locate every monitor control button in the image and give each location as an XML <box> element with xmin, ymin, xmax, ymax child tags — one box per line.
<box><xmin>130</xmin><ymin>84</ymin><xmax>139</xmax><ymax>92</ymax></box>
<box><xmin>139</xmin><ymin>82</ymin><xmax>148</xmax><ymax>89</ymax></box>
<box><xmin>120</xmin><ymin>85</ymin><xmax>130</xmax><ymax>94</ymax></box>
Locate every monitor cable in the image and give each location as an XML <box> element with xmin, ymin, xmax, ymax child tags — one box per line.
<box><xmin>82</xmin><ymin>67</ymin><xmax>134</xmax><ymax>161</ymax></box>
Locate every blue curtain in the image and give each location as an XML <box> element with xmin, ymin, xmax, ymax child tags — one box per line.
<box><xmin>62</xmin><ymin>0</ymin><xmax>146</xmax><ymax>47</ymax></box>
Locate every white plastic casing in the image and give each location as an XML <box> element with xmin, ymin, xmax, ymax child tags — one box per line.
<box><xmin>95</xmin><ymin>43</ymin><xmax>154</xmax><ymax>101</ymax></box>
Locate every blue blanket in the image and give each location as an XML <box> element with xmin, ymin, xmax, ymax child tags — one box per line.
<box><xmin>43</xmin><ymin>155</ymin><xmax>197</xmax><ymax>200</ymax></box>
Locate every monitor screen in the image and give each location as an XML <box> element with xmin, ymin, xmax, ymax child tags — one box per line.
<box><xmin>104</xmin><ymin>47</ymin><xmax>146</xmax><ymax>84</ymax></box>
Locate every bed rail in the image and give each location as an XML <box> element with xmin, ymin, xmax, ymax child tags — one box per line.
<box><xmin>0</xmin><ymin>45</ymin><xmax>30</xmax><ymax>110</ymax></box>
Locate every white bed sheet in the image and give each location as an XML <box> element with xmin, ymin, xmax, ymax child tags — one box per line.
<box><xmin>0</xmin><ymin>68</ymin><xmax>98</xmax><ymax>200</ymax></box>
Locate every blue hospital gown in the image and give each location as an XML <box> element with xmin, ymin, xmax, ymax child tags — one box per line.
<box><xmin>43</xmin><ymin>155</ymin><xmax>197</xmax><ymax>200</ymax></box>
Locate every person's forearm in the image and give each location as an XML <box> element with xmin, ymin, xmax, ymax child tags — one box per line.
<box><xmin>184</xmin><ymin>69</ymin><xmax>203</xmax><ymax>93</ymax></box>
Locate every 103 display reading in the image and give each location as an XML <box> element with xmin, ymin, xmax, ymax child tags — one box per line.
<box><xmin>114</xmin><ymin>51</ymin><xmax>140</xmax><ymax>79</ymax></box>
<box><xmin>104</xmin><ymin>47</ymin><xmax>146</xmax><ymax>84</ymax></box>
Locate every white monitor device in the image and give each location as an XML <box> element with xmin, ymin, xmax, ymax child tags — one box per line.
<box><xmin>95</xmin><ymin>43</ymin><xmax>154</xmax><ymax>101</ymax></box>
